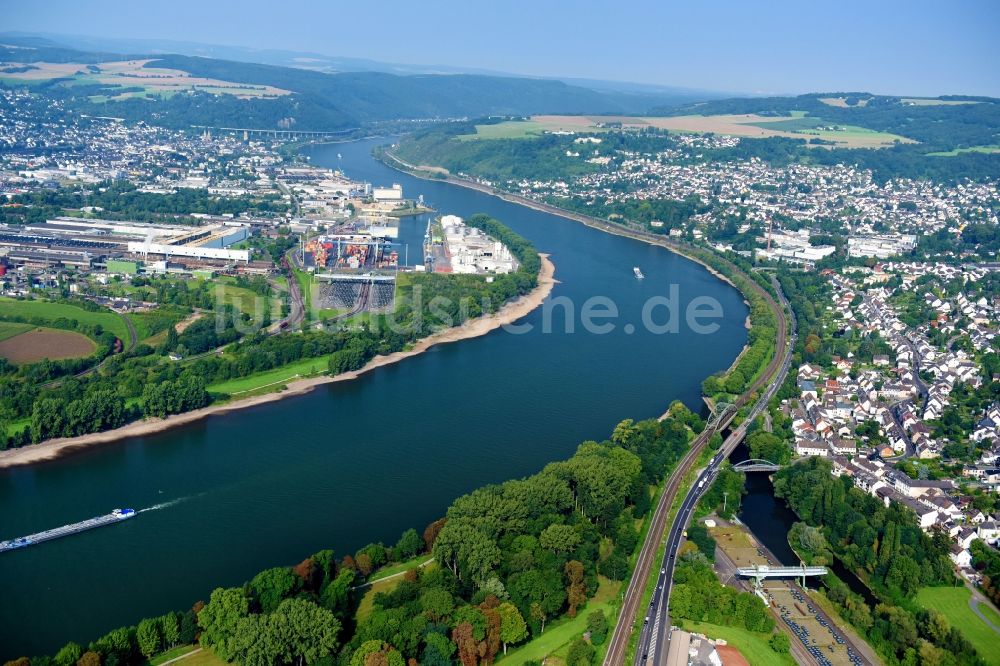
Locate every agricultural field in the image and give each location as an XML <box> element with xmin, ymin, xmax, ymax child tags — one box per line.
<box><xmin>915</xmin><ymin>587</ymin><xmax>1000</xmax><ymax>665</ymax></box>
<box><xmin>900</xmin><ymin>97</ymin><xmax>981</xmax><ymax>106</ymax></box>
<box><xmin>459</xmin><ymin>117</ymin><xmax>610</xmax><ymax>141</ymax></box>
<box><xmin>0</xmin><ymin>321</ymin><xmax>33</xmax><ymax>342</ymax></box>
<box><xmin>572</xmin><ymin>114</ymin><xmax>914</xmax><ymax>148</ymax></box>
<box><xmin>0</xmin><ymin>58</ymin><xmax>289</xmax><ymax>99</ymax></box>
<box><xmin>498</xmin><ymin>113</ymin><xmax>912</xmax><ymax>148</ymax></box>
<box><xmin>0</xmin><ymin>297</ymin><xmax>129</xmax><ymax>341</ymax></box>
<box><xmin>819</xmin><ymin>96</ymin><xmax>870</xmax><ymax>107</ymax></box>
<box><xmin>928</xmin><ymin>145</ymin><xmax>1000</xmax><ymax>156</ymax></box>
<box><xmin>0</xmin><ymin>327</ymin><xmax>96</xmax><ymax>364</ymax></box>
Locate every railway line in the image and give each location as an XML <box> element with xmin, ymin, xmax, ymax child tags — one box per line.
<box><xmin>604</xmin><ymin>276</ymin><xmax>794</xmax><ymax>666</ymax></box>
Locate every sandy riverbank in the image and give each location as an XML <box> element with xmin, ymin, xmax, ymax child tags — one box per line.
<box><xmin>0</xmin><ymin>255</ymin><xmax>556</xmax><ymax>470</ymax></box>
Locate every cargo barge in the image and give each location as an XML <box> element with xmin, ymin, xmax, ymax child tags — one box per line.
<box><xmin>0</xmin><ymin>508</ymin><xmax>136</xmax><ymax>553</ymax></box>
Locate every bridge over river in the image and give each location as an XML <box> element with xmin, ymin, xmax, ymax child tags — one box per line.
<box><xmin>737</xmin><ymin>564</ymin><xmax>829</xmax><ymax>589</ymax></box>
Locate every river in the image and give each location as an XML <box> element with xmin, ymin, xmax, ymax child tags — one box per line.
<box><xmin>730</xmin><ymin>443</ymin><xmax>878</xmax><ymax>605</ymax></box>
<box><xmin>0</xmin><ymin>137</ymin><xmax>748</xmax><ymax>657</ymax></box>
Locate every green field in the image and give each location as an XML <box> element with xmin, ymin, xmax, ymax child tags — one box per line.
<box><xmin>678</xmin><ymin>619</ymin><xmax>796</xmax><ymax>666</ymax></box>
<box><xmin>367</xmin><ymin>554</ymin><xmax>434</xmax><ymax>583</ymax></box>
<box><xmin>0</xmin><ymin>321</ymin><xmax>34</xmax><ymax>342</ymax></box>
<box><xmin>743</xmin><ymin>117</ymin><xmax>911</xmax><ymax>146</ymax></box>
<box><xmin>0</xmin><ymin>297</ymin><xmax>129</xmax><ymax>341</ymax></box>
<box><xmin>498</xmin><ymin>577</ymin><xmax>620</xmax><ymax>666</ymax></box>
<box><xmin>213</xmin><ymin>281</ymin><xmax>270</xmax><ymax>318</ymax></box>
<box><xmin>128</xmin><ymin>309</ymin><xmax>185</xmax><ymax>341</ymax></box>
<box><xmin>207</xmin><ymin>354</ymin><xmax>333</xmax><ymax>395</ymax></box>
<box><xmin>928</xmin><ymin>145</ymin><xmax>1000</xmax><ymax>157</ymax></box>
<box><xmin>159</xmin><ymin>648</ymin><xmax>227</xmax><ymax>666</ymax></box>
<box><xmin>458</xmin><ymin>119</ymin><xmax>609</xmax><ymax>141</ymax></box>
<box><xmin>901</xmin><ymin>98</ymin><xmax>981</xmax><ymax>106</ymax></box>
<box><xmin>915</xmin><ymin>587</ymin><xmax>1000</xmax><ymax>664</ymax></box>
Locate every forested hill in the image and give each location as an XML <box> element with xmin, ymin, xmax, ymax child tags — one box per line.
<box><xmin>144</xmin><ymin>54</ymin><xmax>663</xmax><ymax>121</ymax></box>
<box><xmin>0</xmin><ymin>39</ymin><xmax>674</xmax><ymax>131</ymax></box>
<box><xmin>651</xmin><ymin>93</ymin><xmax>1000</xmax><ymax>149</ymax></box>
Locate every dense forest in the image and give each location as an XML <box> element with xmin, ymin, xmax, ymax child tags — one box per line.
<box><xmin>16</xmin><ymin>413</ymin><xmax>703</xmax><ymax>666</ymax></box>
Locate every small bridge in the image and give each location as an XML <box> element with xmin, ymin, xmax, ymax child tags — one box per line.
<box><xmin>736</xmin><ymin>564</ymin><xmax>828</xmax><ymax>589</ymax></box>
<box><xmin>707</xmin><ymin>402</ymin><xmax>736</xmax><ymax>431</ymax></box>
<box><xmin>732</xmin><ymin>458</ymin><xmax>780</xmax><ymax>472</ymax></box>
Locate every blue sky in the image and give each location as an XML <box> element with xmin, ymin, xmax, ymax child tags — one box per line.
<box><xmin>4</xmin><ymin>0</ymin><xmax>999</xmax><ymax>96</ymax></box>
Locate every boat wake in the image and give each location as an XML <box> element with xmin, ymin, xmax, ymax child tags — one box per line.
<box><xmin>139</xmin><ymin>494</ymin><xmax>198</xmax><ymax>513</ymax></box>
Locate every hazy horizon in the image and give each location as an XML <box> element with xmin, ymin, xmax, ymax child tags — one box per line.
<box><xmin>3</xmin><ymin>0</ymin><xmax>999</xmax><ymax>98</ymax></box>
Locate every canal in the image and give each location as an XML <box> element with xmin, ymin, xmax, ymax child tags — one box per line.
<box><xmin>730</xmin><ymin>443</ymin><xmax>879</xmax><ymax>605</ymax></box>
<box><xmin>1</xmin><ymin>137</ymin><xmax>749</xmax><ymax>656</ymax></box>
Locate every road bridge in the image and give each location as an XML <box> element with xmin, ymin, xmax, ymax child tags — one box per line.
<box><xmin>731</xmin><ymin>458</ymin><xmax>780</xmax><ymax>472</ymax></box>
<box><xmin>191</xmin><ymin>125</ymin><xmax>358</xmax><ymax>140</ymax></box>
<box><xmin>736</xmin><ymin>564</ymin><xmax>829</xmax><ymax>589</ymax></box>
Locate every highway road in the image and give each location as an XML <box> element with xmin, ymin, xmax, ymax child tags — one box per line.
<box><xmin>602</xmin><ymin>276</ymin><xmax>795</xmax><ymax>666</ymax></box>
<box><xmin>631</xmin><ymin>277</ymin><xmax>795</xmax><ymax>666</ymax></box>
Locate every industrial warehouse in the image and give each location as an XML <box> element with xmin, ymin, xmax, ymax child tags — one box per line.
<box><xmin>0</xmin><ymin>216</ymin><xmax>253</xmax><ymax>272</ymax></box>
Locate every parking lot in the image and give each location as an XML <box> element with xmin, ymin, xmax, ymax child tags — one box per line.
<box><xmin>768</xmin><ymin>585</ymin><xmax>863</xmax><ymax>666</ymax></box>
<box><xmin>710</xmin><ymin>522</ymin><xmax>873</xmax><ymax>666</ymax></box>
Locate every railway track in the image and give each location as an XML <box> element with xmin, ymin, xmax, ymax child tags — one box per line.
<box><xmin>603</xmin><ymin>275</ymin><xmax>792</xmax><ymax>666</ymax></box>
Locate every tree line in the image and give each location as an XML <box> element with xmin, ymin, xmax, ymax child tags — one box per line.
<box><xmin>11</xmin><ymin>411</ymin><xmax>702</xmax><ymax>666</ymax></box>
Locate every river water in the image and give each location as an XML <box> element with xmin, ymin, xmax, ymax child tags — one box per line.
<box><xmin>0</xmin><ymin>137</ymin><xmax>748</xmax><ymax>656</ymax></box>
<box><xmin>730</xmin><ymin>443</ymin><xmax>878</xmax><ymax>605</ymax></box>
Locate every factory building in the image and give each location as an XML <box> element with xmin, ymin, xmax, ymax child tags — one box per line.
<box><xmin>372</xmin><ymin>184</ymin><xmax>404</xmax><ymax>202</ymax></box>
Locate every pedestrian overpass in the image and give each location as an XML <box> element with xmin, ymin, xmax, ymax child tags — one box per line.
<box><xmin>731</xmin><ymin>458</ymin><xmax>780</xmax><ymax>472</ymax></box>
<box><xmin>736</xmin><ymin>564</ymin><xmax>828</xmax><ymax>589</ymax></box>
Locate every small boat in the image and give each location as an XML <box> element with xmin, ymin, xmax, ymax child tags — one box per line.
<box><xmin>633</xmin><ymin>267</ymin><xmax>645</xmax><ymax>279</ymax></box>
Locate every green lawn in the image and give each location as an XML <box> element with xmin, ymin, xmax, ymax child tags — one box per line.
<box><xmin>0</xmin><ymin>321</ymin><xmax>33</xmax><ymax>342</ymax></box>
<box><xmin>367</xmin><ymin>554</ymin><xmax>434</xmax><ymax>583</ymax></box>
<box><xmin>355</xmin><ymin>575</ymin><xmax>407</xmax><ymax>622</ymax></box>
<box><xmin>0</xmin><ymin>297</ymin><xmax>129</xmax><ymax>341</ymax></box>
<box><xmin>148</xmin><ymin>644</ymin><xmax>199</xmax><ymax>665</ymax></box>
<box><xmin>498</xmin><ymin>577</ymin><xmax>620</xmax><ymax>666</ymax></box>
<box><xmin>915</xmin><ymin>587</ymin><xmax>1000</xmax><ymax>665</ymax></box>
<box><xmin>213</xmin><ymin>281</ymin><xmax>269</xmax><ymax>318</ymax></box>
<box><xmin>207</xmin><ymin>355</ymin><xmax>333</xmax><ymax>395</ymax></box>
<box><xmin>128</xmin><ymin>310</ymin><xmax>185</xmax><ymax>342</ymax></box>
<box><xmin>5</xmin><ymin>416</ymin><xmax>30</xmax><ymax>437</ymax></box>
<box><xmin>167</xmin><ymin>649</ymin><xmax>227</xmax><ymax>666</ymax></box>
<box><xmin>678</xmin><ymin>619</ymin><xmax>796</xmax><ymax>666</ymax></box>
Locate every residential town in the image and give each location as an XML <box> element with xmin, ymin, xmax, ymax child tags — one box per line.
<box><xmin>781</xmin><ymin>259</ymin><xmax>999</xmax><ymax>580</ymax></box>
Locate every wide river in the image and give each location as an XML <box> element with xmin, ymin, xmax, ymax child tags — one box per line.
<box><xmin>0</xmin><ymin>137</ymin><xmax>747</xmax><ymax>656</ymax></box>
